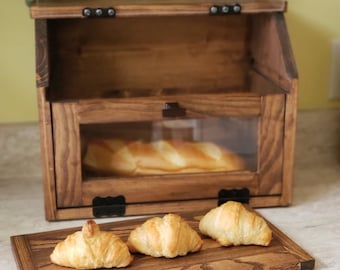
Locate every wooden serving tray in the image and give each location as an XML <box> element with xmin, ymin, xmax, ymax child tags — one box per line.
<box><xmin>11</xmin><ymin>211</ymin><xmax>314</xmax><ymax>270</ymax></box>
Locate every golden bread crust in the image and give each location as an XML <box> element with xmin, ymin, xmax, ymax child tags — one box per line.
<box><xmin>127</xmin><ymin>213</ymin><xmax>203</xmax><ymax>258</ymax></box>
<box><xmin>199</xmin><ymin>201</ymin><xmax>272</xmax><ymax>247</ymax></box>
<box><xmin>83</xmin><ymin>139</ymin><xmax>245</xmax><ymax>176</ymax></box>
<box><xmin>50</xmin><ymin>220</ymin><xmax>133</xmax><ymax>269</ymax></box>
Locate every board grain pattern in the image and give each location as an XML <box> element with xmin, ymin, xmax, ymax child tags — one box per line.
<box><xmin>11</xmin><ymin>211</ymin><xmax>314</xmax><ymax>270</ymax></box>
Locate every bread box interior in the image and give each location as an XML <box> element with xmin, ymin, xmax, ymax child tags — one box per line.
<box><xmin>30</xmin><ymin>0</ymin><xmax>298</xmax><ymax>221</ymax></box>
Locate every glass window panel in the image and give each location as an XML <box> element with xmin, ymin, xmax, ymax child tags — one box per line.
<box><xmin>81</xmin><ymin>116</ymin><xmax>257</xmax><ymax>178</ymax></box>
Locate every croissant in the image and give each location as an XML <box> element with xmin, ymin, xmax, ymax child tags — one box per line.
<box><xmin>199</xmin><ymin>201</ymin><xmax>272</xmax><ymax>247</ymax></box>
<box><xmin>50</xmin><ymin>220</ymin><xmax>133</xmax><ymax>269</ymax></box>
<box><xmin>83</xmin><ymin>139</ymin><xmax>245</xmax><ymax>176</ymax></box>
<box><xmin>127</xmin><ymin>213</ymin><xmax>203</xmax><ymax>258</ymax></box>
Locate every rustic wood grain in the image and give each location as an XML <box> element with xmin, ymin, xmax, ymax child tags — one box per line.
<box><xmin>11</xmin><ymin>235</ymin><xmax>35</xmax><ymax>270</ymax></box>
<box><xmin>53</xmin><ymin>195</ymin><xmax>283</xmax><ymax>220</ymax></box>
<box><xmin>77</xmin><ymin>94</ymin><xmax>261</xmax><ymax>124</ymax></box>
<box><xmin>258</xmin><ymin>94</ymin><xmax>285</xmax><ymax>195</ymax></box>
<box><xmin>280</xmin><ymin>79</ymin><xmax>298</xmax><ymax>205</ymax></box>
<box><xmin>82</xmin><ymin>172</ymin><xmax>258</xmax><ymax>205</ymax></box>
<box><xmin>29</xmin><ymin>0</ymin><xmax>287</xmax><ymax>19</ymax></box>
<box><xmin>47</xmin><ymin>15</ymin><xmax>248</xmax><ymax>101</ymax></box>
<box><xmin>52</xmin><ymin>93</ymin><xmax>262</xmax><ymax>210</ymax></box>
<box><xmin>36</xmin><ymin>87</ymin><xmax>57</xmax><ymax>221</ymax></box>
<box><xmin>11</xmin><ymin>210</ymin><xmax>314</xmax><ymax>270</ymax></box>
<box><xmin>32</xmin><ymin>1</ymin><xmax>297</xmax><ymax>221</ymax></box>
<box><xmin>35</xmin><ymin>20</ymin><xmax>49</xmax><ymax>88</ymax></box>
<box><xmin>250</xmin><ymin>12</ymin><xmax>297</xmax><ymax>92</ymax></box>
<box><xmin>250</xmin><ymin>12</ymin><xmax>298</xmax><ymax>203</ymax></box>
<box><xmin>52</xmin><ymin>103</ymin><xmax>82</xmax><ymax>207</ymax></box>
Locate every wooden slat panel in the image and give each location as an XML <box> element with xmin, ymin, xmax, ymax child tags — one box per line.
<box><xmin>258</xmin><ymin>94</ymin><xmax>285</xmax><ymax>195</ymax></box>
<box><xmin>30</xmin><ymin>0</ymin><xmax>287</xmax><ymax>19</ymax></box>
<box><xmin>48</xmin><ymin>15</ymin><xmax>249</xmax><ymax>100</ymax></box>
<box><xmin>54</xmin><ymin>195</ymin><xmax>284</xmax><ymax>220</ymax></box>
<box><xmin>280</xmin><ymin>79</ymin><xmax>298</xmax><ymax>205</ymax></box>
<box><xmin>77</xmin><ymin>94</ymin><xmax>261</xmax><ymax>124</ymax></box>
<box><xmin>35</xmin><ymin>20</ymin><xmax>49</xmax><ymax>88</ymax></box>
<box><xmin>36</xmin><ymin>87</ymin><xmax>57</xmax><ymax>221</ymax></box>
<box><xmin>82</xmin><ymin>172</ymin><xmax>258</xmax><ymax>205</ymax></box>
<box><xmin>10</xmin><ymin>236</ymin><xmax>35</xmax><ymax>270</ymax></box>
<box><xmin>52</xmin><ymin>103</ymin><xmax>82</xmax><ymax>207</ymax></box>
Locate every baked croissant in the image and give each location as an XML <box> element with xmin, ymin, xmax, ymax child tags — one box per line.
<box><xmin>127</xmin><ymin>213</ymin><xmax>203</xmax><ymax>258</ymax></box>
<box><xmin>83</xmin><ymin>139</ymin><xmax>245</xmax><ymax>176</ymax></box>
<box><xmin>199</xmin><ymin>201</ymin><xmax>272</xmax><ymax>247</ymax></box>
<box><xmin>50</xmin><ymin>220</ymin><xmax>133</xmax><ymax>269</ymax></box>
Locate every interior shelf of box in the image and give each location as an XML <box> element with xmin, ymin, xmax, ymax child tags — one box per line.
<box><xmin>28</xmin><ymin>0</ymin><xmax>287</xmax><ymax>19</ymax></box>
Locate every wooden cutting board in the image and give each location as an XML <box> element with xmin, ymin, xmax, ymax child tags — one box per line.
<box><xmin>11</xmin><ymin>211</ymin><xmax>314</xmax><ymax>270</ymax></box>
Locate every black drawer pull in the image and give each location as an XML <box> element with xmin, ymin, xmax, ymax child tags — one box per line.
<box><xmin>92</xmin><ymin>195</ymin><xmax>125</xmax><ymax>217</ymax></box>
<box><xmin>162</xmin><ymin>102</ymin><xmax>186</xmax><ymax>118</ymax></box>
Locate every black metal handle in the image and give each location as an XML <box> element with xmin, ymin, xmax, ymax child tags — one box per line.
<box><xmin>162</xmin><ymin>102</ymin><xmax>186</xmax><ymax>118</ymax></box>
<box><xmin>218</xmin><ymin>188</ymin><xmax>250</xmax><ymax>205</ymax></box>
<box><xmin>92</xmin><ymin>195</ymin><xmax>125</xmax><ymax>217</ymax></box>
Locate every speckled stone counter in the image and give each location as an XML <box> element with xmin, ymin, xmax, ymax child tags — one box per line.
<box><xmin>1</xmin><ymin>109</ymin><xmax>340</xmax><ymax>270</ymax></box>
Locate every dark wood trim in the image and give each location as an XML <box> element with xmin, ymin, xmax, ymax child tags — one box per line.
<box><xmin>35</xmin><ymin>20</ymin><xmax>49</xmax><ymax>88</ymax></box>
<box><xmin>30</xmin><ymin>0</ymin><xmax>287</xmax><ymax>19</ymax></box>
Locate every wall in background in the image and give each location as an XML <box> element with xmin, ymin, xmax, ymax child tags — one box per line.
<box><xmin>0</xmin><ymin>2</ymin><xmax>36</xmax><ymax>123</ymax></box>
<box><xmin>0</xmin><ymin>0</ymin><xmax>340</xmax><ymax>123</ymax></box>
<box><xmin>286</xmin><ymin>0</ymin><xmax>340</xmax><ymax>110</ymax></box>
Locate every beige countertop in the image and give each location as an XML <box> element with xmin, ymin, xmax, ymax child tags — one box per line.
<box><xmin>1</xmin><ymin>109</ymin><xmax>340</xmax><ymax>270</ymax></box>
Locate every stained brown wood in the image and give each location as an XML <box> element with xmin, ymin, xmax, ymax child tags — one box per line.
<box><xmin>11</xmin><ymin>211</ymin><xmax>314</xmax><ymax>270</ymax></box>
<box><xmin>81</xmin><ymin>172</ymin><xmax>258</xmax><ymax>205</ymax></box>
<box><xmin>258</xmin><ymin>94</ymin><xmax>285</xmax><ymax>195</ymax></box>
<box><xmin>52</xmin><ymin>103</ymin><xmax>82</xmax><ymax>207</ymax></box>
<box><xmin>35</xmin><ymin>20</ymin><xmax>49</xmax><ymax>88</ymax></box>
<box><xmin>48</xmin><ymin>15</ymin><xmax>249</xmax><ymax>101</ymax></box>
<box><xmin>250</xmin><ymin>12</ymin><xmax>297</xmax><ymax>92</ymax></box>
<box><xmin>280</xmin><ymin>79</ymin><xmax>298</xmax><ymax>205</ymax></box>
<box><xmin>54</xmin><ymin>195</ymin><xmax>283</xmax><ymax>220</ymax></box>
<box><xmin>52</xmin><ymin>92</ymin><xmax>262</xmax><ymax>209</ymax></box>
<box><xmin>30</xmin><ymin>1</ymin><xmax>298</xmax><ymax>221</ymax></box>
<box><xmin>77</xmin><ymin>93</ymin><xmax>262</xmax><ymax>124</ymax></box>
<box><xmin>36</xmin><ymin>87</ymin><xmax>57</xmax><ymax>220</ymax></box>
<box><xmin>29</xmin><ymin>0</ymin><xmax>287</xmax><ymax>19</ymax></box>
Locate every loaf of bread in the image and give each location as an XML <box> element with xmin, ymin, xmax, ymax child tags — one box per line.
<box><xmin>83</xmin><ymin>139</ymin><xmax>245</xmax><ymax>176</ymax></box>
<box><xmin>127</xmin><ymin>213</ymin><xmax>203</xmax><ymax>258</ymax></box>
<box><xmin>50</xmin><ymin>220</ymin><xmax>133</xmax><ymax>269</ymax></box>
<box><xmin>199</xmin><ymin>201</ymin><xmax>272</xmax><ymax>247</ymax></box>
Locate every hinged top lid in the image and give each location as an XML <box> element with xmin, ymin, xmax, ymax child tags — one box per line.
<box><xmin>28</xmin><ymin>0</ymin><xmax>287</xmax><ymax>19</ymax></box>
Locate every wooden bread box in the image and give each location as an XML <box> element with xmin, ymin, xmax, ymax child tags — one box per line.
<box><xmin>28</xmin><ymin>0</ymin><xmax>298</xmax><ymax>221</ymax></box>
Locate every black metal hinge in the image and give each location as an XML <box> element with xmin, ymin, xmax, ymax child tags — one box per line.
<box><xmin>83</xmin><ymin>7</ymin><xmax>116</xmax><ymax>18</ymax></box>
<box><xmin>218</xmin><ymin>188</ymin><xmax>250</xmax><ymax>205</ymax></box>
<box><xmin>92</xmin><ymin>195</ymin><xmax>126</xmax><ymax>218</ymax></box>
<box><xmin>209</xmin><ymin>4</ymin><xmax>242</xmax><ymax>15</ymax></box>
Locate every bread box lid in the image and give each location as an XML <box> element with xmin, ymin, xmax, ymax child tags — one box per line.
<box><xmin>27</xmin><ymin>0</ymin><xmax>287</xmax><ymax>19</ymax></box>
